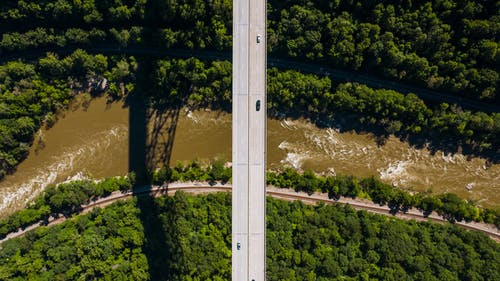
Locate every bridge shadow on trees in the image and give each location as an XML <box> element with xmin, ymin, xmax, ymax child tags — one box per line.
<box><xmin>128</xmin><ymin>57</ymin><xmax>184</xmax><ymax>279</ymax></box>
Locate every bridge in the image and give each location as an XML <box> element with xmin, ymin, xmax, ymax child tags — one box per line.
<box><xmin>232</xmin><ymin>0</ymin><xmax>267</xmax><ymax>280</ymax></box>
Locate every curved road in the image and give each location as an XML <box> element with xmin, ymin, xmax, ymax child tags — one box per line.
<box><xmin>1</xmin><ymin>182</ymin><xmax>498</xmax><ymax>244</ymax></box>
<box><xmin>2</xmin><ymin>45</ymin><xmax>498</xmax><ymax>113</ymax></box>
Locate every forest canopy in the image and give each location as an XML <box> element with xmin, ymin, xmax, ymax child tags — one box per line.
<box><xmin>0</xmin><ymin>0</ymin><xmax>498</xmax><ymax>103</ymax></box>
<box><xmin>0</xmin><ymin>193</ymin><xmax>498</xmax><ymax>280</ymax></box>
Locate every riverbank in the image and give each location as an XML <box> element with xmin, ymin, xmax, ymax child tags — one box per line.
<box><xmin>1</xmin><ymin>182</ymin><xmax>498</xmax><ymax>244</ymax></box>
<box><xmin>0</xmin><ymin>97</ymin><xmax>498</xmax><ymax>218</ymax></box>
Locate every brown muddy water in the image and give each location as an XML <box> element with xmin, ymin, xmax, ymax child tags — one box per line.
<box><xmin>0</xmin><ymin>97</ymin><xmax>498</xmax><ymax>216</ymax></box>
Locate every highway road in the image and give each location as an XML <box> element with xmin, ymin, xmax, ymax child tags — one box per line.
<box><xmin>1</xmin><ymin>182</ymin><xmax>498</xmax><ymax>244</ymax></box>
<box><xmin>1</xmin><ymin>46</ymin><xmax>498</xmax><ymax>113</ymax></box>
<box><xmin>232</xmin><ymin>0</ymin><xmax>267</xmax><ymax>279</ymax></box>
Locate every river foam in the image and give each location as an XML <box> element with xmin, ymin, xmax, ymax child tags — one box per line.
<box><xmin>378</xmin><ymin>160</ymin><xmax>413</xmax><ymax>187</ymax></box>
<box><xmin>0</xmin><ymin>125</ymin><xmax>127</xmax><ymax>214</ymax></box>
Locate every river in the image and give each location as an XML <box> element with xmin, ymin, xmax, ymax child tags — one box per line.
<box><xmin>0</xmin><ymin>97</ymin><xmax>498</xmax><ymax>216</ymax></box>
